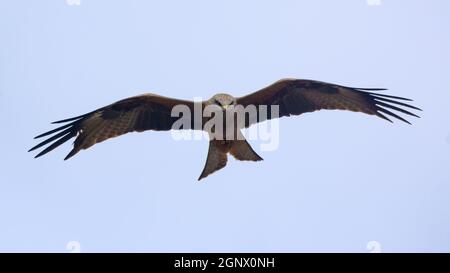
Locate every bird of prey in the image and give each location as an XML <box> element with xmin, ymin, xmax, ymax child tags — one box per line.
<box><xmin>29</xmin><ymin>78</ymin><xmax>421</xmax><ymax>180</ymax></box>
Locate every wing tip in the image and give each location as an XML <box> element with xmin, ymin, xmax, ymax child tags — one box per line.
<box><xmin>34</xmin><ymin>151</ymin><xmax>47</xmax><ymax>159</ymax></box>
<box><xmin>64</xmin><ymin>148</ymin><xmax>80</xmax><ymax>161</ymax></box>
<box><xmin>377</xmin><ymin>109</ymin><xmax>413</xmax><ymax>125</ymax></box>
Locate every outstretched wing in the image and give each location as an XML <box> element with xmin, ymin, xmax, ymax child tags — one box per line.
<box><xmin>237</xmin><ymin>78</ymin><xmax>421</xmax><ymax>126</ymax></box>
<box><xmin>29</xmin><ymin>93</ymin><xmax>198</xmax><ymax>160</ymax></box>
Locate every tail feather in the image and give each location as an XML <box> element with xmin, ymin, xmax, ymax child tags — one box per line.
<box><xmin>230</xmin><ymin>140</ymin><xmax>263</xmax><ymax>161</ymax></box>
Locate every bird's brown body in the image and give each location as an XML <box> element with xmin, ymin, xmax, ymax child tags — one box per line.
<box><xmin>29</xmin><ymin>78</ymin><xmax>421</xmax><ymax>180</ymax></box>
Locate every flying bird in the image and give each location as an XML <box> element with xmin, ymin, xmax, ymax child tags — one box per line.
<box><xmin>29</xmin><ymin>79</ymin><xmax>421</xmax><ymax>180</ymax></box>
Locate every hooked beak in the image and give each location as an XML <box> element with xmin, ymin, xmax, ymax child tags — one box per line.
<box><xmin>222</xmin><ymin>105</ymin><xmax>229</xmax><ymax>110</ymax></box>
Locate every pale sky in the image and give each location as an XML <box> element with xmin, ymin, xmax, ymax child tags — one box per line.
<box><xmin>1</xmin><ymin>0</ymin><xmax>449</xmax><ymax>252</ymax></box>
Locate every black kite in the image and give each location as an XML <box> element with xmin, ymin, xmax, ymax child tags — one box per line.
<box><xmin>29</xmin><ymin>79</ymin><xmax>421</xmax><ymax>180</ymax></box>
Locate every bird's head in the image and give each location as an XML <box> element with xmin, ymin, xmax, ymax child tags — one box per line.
<box><xmin>210</xmin><ymin>93</ymin><xmax>236</xmax><ymax>110</ymax></box>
